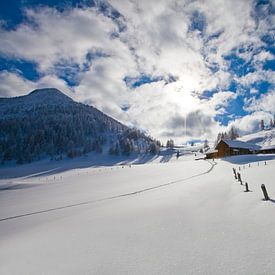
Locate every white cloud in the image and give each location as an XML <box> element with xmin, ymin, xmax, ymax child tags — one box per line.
<box><xmin>245</xmin><ymin>90</ymin><xmax>275</xmax><ymax>114</ymax></box>
<box><xmin>250</xmin><ymin>88</ymin><xmax>258</xmax><ymax>94</ymax></box>
<box><xmin>207</xmin><ymin>91</ymin><xmax>237</xmax><ymax>110</ymax></box>
<box><xmin>0</xmin><ymin>7</ymin><xmax>119</xmax><ymax>72</ymax></box>
<box><xmin>0</xmin><ymin>0</ymin><xmax>273</xmax><ymax>142</ymax></box>
<box><xmin>237</xmin><ymin>70</ymin><xmax>275</xmax><ymax>88</ymax></box>
<box><xmin>229</xmin><ymin>111</ymin><xmax>273</xmax><ymax>135</ymax></box>
<box><xmin>0</xmin><ymin>71</ymin><xmax>35</xmax><ymax>97</ymax></box>
<box><xmin>0</xmin><ymin>71</ymin><xmax>73</xmax><ymax>98</ymax></box>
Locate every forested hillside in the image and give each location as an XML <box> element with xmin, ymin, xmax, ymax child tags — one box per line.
<box><xmin>0</xmin><ymin>88</ymin><xmax>160</xmax><ymax>164</ymax></box>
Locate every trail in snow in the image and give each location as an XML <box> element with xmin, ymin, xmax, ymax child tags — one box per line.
<box><xmin>2</xmin><ymin>156</ymin><xmax>275</xmax><ymax>275</ymax></box>
<box><xmin>0</xmin><ymin>160</ymin><xmax>216</xmax><ymax>222</ymax></box>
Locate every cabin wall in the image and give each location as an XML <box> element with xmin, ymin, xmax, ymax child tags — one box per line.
<box><xmin>216</xmin><ymin>141</ymin><xmax>230</xmax><ymax>158</ymax></box>
<box><xmin>205</xmin><ymin>152</ymin><xmax>218</xmax><ymax>159</ymax></box>
<box><xmin>215</xmin><ymin>141</ymin><xmax>252</xmax><ymax>158</ymax></box>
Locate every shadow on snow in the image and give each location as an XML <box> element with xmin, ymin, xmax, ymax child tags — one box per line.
<box><xmin>0</xmin><ymin>153</ymin><xmax>160</xmax><ymax>180</ymax></box>
<box><xmin>222</xmin><ymin>154</ymin><xmax>275</xmax><ymax>165</ymax></box>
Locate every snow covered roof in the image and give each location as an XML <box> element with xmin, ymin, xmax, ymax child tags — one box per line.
<box><xmin>205</xmin><ymin>148</ymin><xmax>218</xmax><ymax>154</ymax></box>
<box><xmin>218</xmin><ymin>139</ymin><xmax>261</xmax><ymax>150</ymax></box>
<box><xmin>260</xmin><ymin>145</ymin><xmax>275</xmax><ymax>151</ymax></box>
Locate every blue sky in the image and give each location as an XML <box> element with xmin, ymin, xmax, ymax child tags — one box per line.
<box><xmin>0</xmin><ymin>0</ymin><xmax>274</xmax><ymax>142</ymax></box>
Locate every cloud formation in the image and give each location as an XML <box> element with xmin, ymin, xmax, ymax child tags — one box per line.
<box><xmin>0</xmin><ymin>0</ymin><xmax>274</xmax><ymax>143</ymax></box>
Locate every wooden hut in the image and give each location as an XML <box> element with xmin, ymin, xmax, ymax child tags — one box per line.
<box><xmin>205</xmin><ymin>149</ymin><xmax>218</xmax><ymax>159</ymax></box>
<box><xmin>206</xmin><ymin>139</ymin><xmax>261</xmax><ymax>159</ymax></box>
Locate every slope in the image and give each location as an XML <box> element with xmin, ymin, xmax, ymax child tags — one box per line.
<box><xmin>239</xmin><ymin>128</ymin><xmax>275</xmax><ymax>148</ymax></box>
<box><xmin>0</xmin><ymin>156</ymin><xmax>275</xmax><ymax>274</ymax></box>
<box><xmin>0</xmin><ymin>88</ymin><xmax>158</xmax><ymax>164</ymax></box>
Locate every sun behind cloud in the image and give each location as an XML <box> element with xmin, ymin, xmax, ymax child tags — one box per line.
<box><xmin>0</xmin><ymin>0</ymin><xmax>274</xmax><ymax>143</ymax></box>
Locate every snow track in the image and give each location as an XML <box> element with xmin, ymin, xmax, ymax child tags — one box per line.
<box><xmin>1</xmin><ymin>157</ymin><xmax>275</xmax><ymax>274</ymax></box>
<box><xmin>0</xmin><ymin>160</ymin><xmax>216</xmax><ymax>222</ymax></box>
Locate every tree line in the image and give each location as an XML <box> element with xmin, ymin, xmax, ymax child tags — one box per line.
<box><xmin>215</xmin><ymin>126</ymin><xmax>239</xmax><ymax>146</ymax></box>
<box><xmin>0</xmin><ymin>101</ymin><xmax>160</xmax><ymax>164</ymax></box>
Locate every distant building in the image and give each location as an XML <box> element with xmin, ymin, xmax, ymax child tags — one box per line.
<box><xmin>204</xmin><ymin>148</ymin><xmax>218</xmax><ymax>159</ymax></box>
<box><xmin>205</xmin><ymin>139</ymin><xmax>261</xmax><ymax>159</ymax></box>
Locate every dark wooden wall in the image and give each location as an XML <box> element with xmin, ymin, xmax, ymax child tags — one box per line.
<box><xmin>216</xmin><ymin>140</ymin><xmax>230</xmax><ymax>157</ymax></box>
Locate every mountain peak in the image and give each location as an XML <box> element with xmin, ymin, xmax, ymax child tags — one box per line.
<box><xmin>28</xmin><ymin>88</ymin><xmax>73</xmax><ymax>103</ymax></box>
<box><xmin>30</xmin><ymin>87</ymin><xmax>63</xmax><ymax>94</ymax></box>
<box><xmin>0</xmin><ymin>88</ymin><xmax>74</xmax><ymax>117</ymax></box>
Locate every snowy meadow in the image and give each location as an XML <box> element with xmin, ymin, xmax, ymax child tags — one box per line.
<box><xmin>1</xmin><ymin>153</ymin><xmax>275</xmax><ymax>274</ymax></box>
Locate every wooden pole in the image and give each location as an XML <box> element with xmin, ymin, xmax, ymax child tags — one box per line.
<box><xmin>245</xmin><ymin>182</ymin><xmax>249</xmax><ymax>192</ymax></box>
<box><xmin>233</xmin><ymin>168</ymin><xmax>237</xmax><ymax>179</ymax></box>
<box><xmin>237</xmin><ymin>173</ymin><xmax>243</xmax><ymax>185</ymax></box>
<box><xmin>261</xmin><ymin>184</ymin><xmax>269</xmax><ymax>201</ymax></box>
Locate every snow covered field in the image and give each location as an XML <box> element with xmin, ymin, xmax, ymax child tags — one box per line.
<box><xmin>1</xmin><ymin>154</ymin><xmax>275</xmax><ymax>274</ymax></box>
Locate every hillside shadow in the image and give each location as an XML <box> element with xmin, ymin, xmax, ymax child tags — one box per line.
<box><xmin>159</xmin><ymin>148</ymin><xmax>175</xmax><ymax>163</ymax></box>
<box><xmin>0</xmin><ymin>153</ymin><xmax>158</xmax><ymax>180</ymax></box>
<box><xmin>223</xmin><ymin>154</ymin><xmax>275</xmax><ymax>165</ymax></box>
<box><xmin>131</xmin><ymin>154</ymin><xmax>159</xmax><ymax>164</ymax></box>
<box><xmin>0</xmin><ymin>183</ymin><xmax>36</xmax><ymax>191</ymax></box>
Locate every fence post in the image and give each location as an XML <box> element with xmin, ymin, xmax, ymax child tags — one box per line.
<box><xmin>245</xmin><ymin>182</ymin><xmax>249</xmax><ymax>192</ymax></box>
<box><xmin>237</xmin><ymin>173</ymin><xmax>243</xmax><ymax>185</ymax></box>
<box><xmin>261</xmin><ymin>184</ymin><xmax>269</xmax><ymax>201</ymax></box>
<box><xmin>233</xmin><ymin>168</ymin><xmax>237</xmax><ymax>179</ymax></box>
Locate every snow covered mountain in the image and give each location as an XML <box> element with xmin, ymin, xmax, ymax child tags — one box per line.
<box><xmin>0</xmin><ymin>88</ymin><xmax>159</xmax><ymax>164</ymax></box>
<box><xmin>238</xmin><ymin>128</ymin><xmax>275</xmax><ymax>149</ymax></box>
<box><xmin>0</xmin><ymin>88</ymin><xmax>74</xmax><ymax>118</ymax></box>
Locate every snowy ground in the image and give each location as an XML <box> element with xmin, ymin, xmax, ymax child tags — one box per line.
<box><xmin>0</xmin><ymin>148</ymin><xmax>197</xmax><ymax>179</ymax></box>
<box><xmin>239</xmin><ymin>128</ymin><xmax>275</xmax><ymax>147</ymax></box>
<box><xmin>1</xmin><ymin>153</ymin><xmax>275</xmax><ymax>274</ymax></box>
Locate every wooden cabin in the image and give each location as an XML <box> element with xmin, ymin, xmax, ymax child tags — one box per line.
<box><xmin>206</xmin><ymin>139</ymin><xmax>261</xmax><ymax>159</ymax></box>
<box><xmin>205</xmin><ymin>149</ymin><xmax>218</xmax><ymax>159</ymax></box>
